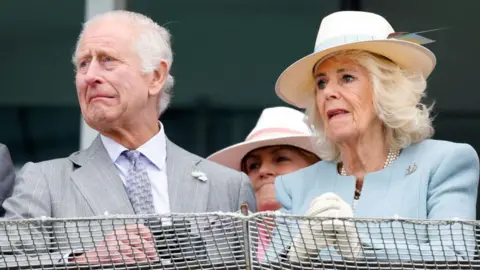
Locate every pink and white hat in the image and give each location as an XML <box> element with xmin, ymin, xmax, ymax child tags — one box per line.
<box><xmin>207</xmin><ymin>106</ymin><xmax>318</xmax><ymax>171</ymax></box>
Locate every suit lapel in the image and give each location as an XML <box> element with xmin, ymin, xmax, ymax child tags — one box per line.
<box><xmin>166</xmin><ymin>139</ymin><xmax>209</xmax><ymax>213</ymax></box>
<box><xmin>69</xmin><ymin>136</ymin><xmax>134</xmax><ymax>216</ymax></box>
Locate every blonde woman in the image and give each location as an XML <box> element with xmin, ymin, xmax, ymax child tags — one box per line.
<box><xmin>266</xmin><ymin>11</ymin><xmax>479</xmax><ymax>262</ymax></box>
<box><xmin>208</xmin><ymin>106</ymin><xmax>320</xmax><ymax>260</ymax></box>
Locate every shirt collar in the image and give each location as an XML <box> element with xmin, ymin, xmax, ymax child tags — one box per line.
<box><xmin>100</xmin><ymin>122</ymin><xmax>167</xmax><ymax>170</ymax></box>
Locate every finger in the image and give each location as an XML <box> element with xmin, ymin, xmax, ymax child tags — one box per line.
<box><xmin>335</xmin><ymin>232</ymin><xmax>361</xmax><ymax>258</ymax></box>
<box><xmin>289</xmin><ymin>234</ymin><xmax>318</xmax><ymax>262</ymax></box>
<box><xmin>306</xmin><ymin>203</ymin><xmax>342</xmax><ymax>217</ymax></box>
<box><xmin>117</xmin><ymin>241</ymin><xmax>152</xmax><ymax>263</ymax></box>
<box><xmin>316</xmin><ymin>208</ymin><xmax>341</xmax><ymax>218</ymax></box>
<box><xmin>128</xmin><ymin>234</ymin><xmax>157</xmax><ymax>260</ymax></box>
<box><xmin>125</xmin><ymin>223</ymin><xmax>154</xmax><ymax>240</ymax></box>
<box><xmin>86</xmin><ymin>243</ymin><xmax>118</xmax><ymax>263</ymax></box>
<box><xmin>309</xmin><ymin>197</ymin><xmax>340</xmax><ymax>209</ymax></box>
<box><xmin>319</xmin><ymin>218</ymin><xmax>349</xmax><ymax>234</ymax></box>
<box><xmin>309</xmin><ymin>193</ymin><xmax>341</xmax><ymax>206</ymax></box>
<box><xmin>109</xmin><ymin>251</ymin><xmax>136</xmax><ymax>265</ymax></box>
<box><xmin>122</xmin><ymin>235</ymin><xmax>157</xmax><ymax>259</ymax></box>
<box><xmin>120</xmin><ymin>232</ymin><xmax>155</xmax><ymax>253</ymax></box>
<box><xmin>138</xmin><ymin>231</ymin><xmax>154</xmax><ymax>242</ymax></box>
<box><xmin>96</xmin><ymin>243</ymin><xmax>134</xmax><ymax>264</ymax></box>
<box><xmin>118</xmin><ymin>237</ymin><xmax>157</xmax><ymax>262</ymax></box>
<box><xmin>108</xmin><ymin>229</ymin><xmax>129</xmax><ymax>242</ymax></box>
<box><xmin>315</xmin><ymin>222</ymin><xmax>337</xmax><ymax>239</ymax></box>
<box><xmin>71</xmin><ymin>254</ymin><xmax>95</xmax><ymax>264</ymax></box>
<box><xmin>120</xmin><ymin>233</ymin><xmax>143</xmax><ymax>247</ymax></box>
<box><xmin>135</xmin><ymin>239</ymin><xmax>157</xmax><ymax>258</ymax></box>
<box><xmin>81</xmin><ymin>249</ymin><xmax>126</xmax><ymax>265</ymax></box>
<box><xmin>99</xmin><ymin>250</ymin><xmax>126</xmax><ymax>264</ymax></box>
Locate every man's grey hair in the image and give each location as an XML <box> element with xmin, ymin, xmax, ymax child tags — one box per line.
<box><xmin>72</xmin><ymin>10</ymin><xmax>175</xmax><ymax>116</ymax></box>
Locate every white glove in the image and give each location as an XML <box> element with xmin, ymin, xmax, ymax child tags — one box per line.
<box><xmin>288</xmin><ymin>193</ymin><xmax>361</xmax><ymax>262</ymax></box>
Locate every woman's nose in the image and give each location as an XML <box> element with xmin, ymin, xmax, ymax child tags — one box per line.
<box><xmin>323</xmin><ymin>83</ymin><xmax>340</xmax><ymax>100</ymax></box>
<box><xmin>258</xmin><ymin>163</ymin><xmax>276</xmax><ymax>179</ymax></box>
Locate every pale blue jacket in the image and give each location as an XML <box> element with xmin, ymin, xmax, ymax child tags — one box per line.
<box><xmin>267</xmin><ymin>139</ymin><xmax>479</xmax><ymax>262</ymax></box>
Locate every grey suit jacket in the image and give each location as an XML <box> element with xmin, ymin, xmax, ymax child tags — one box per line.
<box><xmin>0</xmin><ymin>136</ymin><xmax>256</xmax><ymax>266</ymax></box>
<box><xmin>0</xmin><ymin>144</ymin><xmax>14</xmax><ymax>217</ymax></box>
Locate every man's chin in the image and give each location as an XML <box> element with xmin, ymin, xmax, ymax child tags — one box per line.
<box><xmin>84</xmin><ymin>114</ymin><xmax>120</xmax><ymax>131</ymax></box>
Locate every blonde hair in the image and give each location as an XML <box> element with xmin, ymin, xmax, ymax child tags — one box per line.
<box><xmin>305</xmin><ymin>50</ymin><xmax>434</xmax><ymax>161</ymax></box>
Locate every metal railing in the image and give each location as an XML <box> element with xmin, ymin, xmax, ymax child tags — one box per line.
<box><xmin>0</xmin><ymin>212</ymin><xmax>478</xmax><ymax>269</ymax></box>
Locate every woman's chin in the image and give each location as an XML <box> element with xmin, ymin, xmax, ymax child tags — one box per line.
<box><xmin>327</xmin><ymin>130</ymin><xmax>357</xmax><ymax>143</ymax></box>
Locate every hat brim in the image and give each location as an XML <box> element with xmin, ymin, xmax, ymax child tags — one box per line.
<box><xmin>207</xmin><ymin>135</ymin><xmax>318</xmax><ymax>171</ymax></box>
<box><xmin>275</xmin><ymin>39</ymin><xmax>436</xmax><ymax>108</ymax></box>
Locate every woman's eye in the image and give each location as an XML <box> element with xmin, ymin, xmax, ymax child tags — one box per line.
<box><xmin>342</xmin><ymin>74</ymin><xmax>355</xmax><ymax>83</ymax></box>
<box><xmin>248</xmin><ymin>163</ymin><xmax>260</xmax><ymax>171</ymax></box>
<box><xmin>275</xmin><ymin>156</ymin><xmax>290</xmax><ymax>163</ymax></box>
<box><xmin>317</xmin><ymin>79</ymin><xmax>327</xmax><ymax>89</ymax></box>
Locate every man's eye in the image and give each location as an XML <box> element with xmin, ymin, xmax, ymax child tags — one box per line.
<box><xmin>78</xmin><ymin>61</ymin><xmax>88</xmax><ymax>68</ymax></box>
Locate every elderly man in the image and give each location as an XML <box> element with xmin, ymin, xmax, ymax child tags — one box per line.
<box><xmin>1</xmin><ymin>10</ymin><xmax>255</xmax><ymax>266</ymax></box>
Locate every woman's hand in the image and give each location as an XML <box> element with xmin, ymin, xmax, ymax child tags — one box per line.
<box><xmin>288</xmin><ymin>193</ymin><xmax>361</xmax><ymax>262</ymax></box>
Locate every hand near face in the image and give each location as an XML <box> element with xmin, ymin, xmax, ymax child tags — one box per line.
<box><xmin>243</xmin><ymin>145</ymin><xmax>318</xmax><ymax>211</ymax></box>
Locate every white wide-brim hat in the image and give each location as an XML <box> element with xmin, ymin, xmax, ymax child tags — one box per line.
<box><xmin>207</xmin><ymin>106</ymin><xmax>319</xmax><ymax>171</ymax></box>
<box><xmin>275</xmin><ymin>11</ymin><xmax>437</xmax><ymax>108</ymax></box>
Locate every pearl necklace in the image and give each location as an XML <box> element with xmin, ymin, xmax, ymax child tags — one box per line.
<box><xmin>341</xmin><ymin>149</ymin><xmax>400</xmax><ymax>202</ymax></box>
<box><xmin>340</xmin><ymin>150</ymin><xmax>400</xmax><ymax>204</ymax></box>
<box><xmin>340</xmin><ymin>149</ymin><xmax>400</xmax><ymax>176</ymax></box>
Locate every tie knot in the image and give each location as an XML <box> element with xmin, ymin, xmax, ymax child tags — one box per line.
<box><xmin>123</xmin><ymin>150</ymin><xmax>141</xmax><ymax>164</ymax></box>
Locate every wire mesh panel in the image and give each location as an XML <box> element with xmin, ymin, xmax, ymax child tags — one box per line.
<box><xmin>0</xmin><ymin>213</ymin><xmax>246</xmax><ymax>269</ymax></box>
<box><xmin>0</xmin><ymin>213</ymin><xmax>479</xmax><ymax>269</ymax></box>
<box><xmin>250</xmin><ymin>212</ymin><xmax>480</xmax><ymax>269</ymax></box>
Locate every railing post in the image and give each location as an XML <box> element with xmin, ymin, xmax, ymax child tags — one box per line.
<box><xmin>241</xmin><ymin>204</ymin><xmax>253</xmax><ymax>270</ymax></box>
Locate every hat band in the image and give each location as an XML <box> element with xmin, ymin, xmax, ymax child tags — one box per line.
<box><xmin>246</xmin><ymin>128</ymin><xmax>306</xmax><ymax>141</ymax></box>
<box><xmin>314</xmin><ymin>34</ymin><xmax>381</xmax><ymax>53</ymax></box>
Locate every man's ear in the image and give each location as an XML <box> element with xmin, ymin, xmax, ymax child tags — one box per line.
<box><xmin>149</xmin><ymin>60</ymin><xmax>169</xmax><ymax>96</ymax></box>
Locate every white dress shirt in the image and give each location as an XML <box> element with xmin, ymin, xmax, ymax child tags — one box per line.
<box><xmin>100</xmin><ymin>123</ymin><xmax>170</xmax><ymax>214</ymax></box>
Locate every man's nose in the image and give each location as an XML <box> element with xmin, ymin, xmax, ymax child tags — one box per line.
<box><xmin>84</xmin><ymin>61</ymin><xmax>104</xmax><ymax>86</ymax></box>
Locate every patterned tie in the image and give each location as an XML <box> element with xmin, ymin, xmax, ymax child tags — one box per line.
<box><xmin>123</xmin><ymin>150</ymin><xmax>156</xmax><ymax>215</ymax></box>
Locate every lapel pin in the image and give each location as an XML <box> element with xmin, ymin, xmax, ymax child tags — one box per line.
<box><xmin>405</xmin><ymin>163</ymin><xmax>417</xmax><ymax>176</ymax></box>
<box><xmin>192</xmin><ymin>170</ymin><xmax>208</xmax><ymax>182</ymax></box>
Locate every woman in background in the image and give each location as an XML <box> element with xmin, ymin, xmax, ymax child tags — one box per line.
<box><xmin>208</xmin><ymin>106</ymin><xmax>320</xmax><ymax>260</ymax></box>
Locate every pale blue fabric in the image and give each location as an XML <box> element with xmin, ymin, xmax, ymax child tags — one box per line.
<box><xmin>265</xmin><ymin>139</ymin><xmax>479</xmax><ymax>262</ymax></box>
